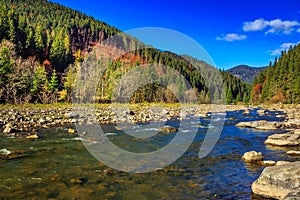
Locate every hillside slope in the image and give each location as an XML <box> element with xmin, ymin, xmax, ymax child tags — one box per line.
<box><xmin>0</xmin><ymin>0</ymin><xmax>250</xmax><ymax>104</ymax></box>
<box><xmin>227</xmin><ymin>65</ymin><xmax>266</xmax><ymax>84</ymax></box>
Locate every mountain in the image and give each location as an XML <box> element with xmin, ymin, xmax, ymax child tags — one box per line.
<box><xmin>227</xmin><ymin>65</ymin><xmax>266</xmax><ymax>84</ymax></box>
<box><xmin>0</xmin><ymin>0</ymin><xmax>250</xmax><ymax>104</ymax></box>
<box><xmin>252</xmin><ymin>45</ymin><xmax>300</xmax><ymax>104</ymax></box>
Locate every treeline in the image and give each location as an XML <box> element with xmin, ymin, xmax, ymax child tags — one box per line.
<box><xmin>0</xmin><ymin>0</ymin><xmax>250</xmax><ymax>104</ymax></box>
<box><xmin>252</xmin><ymin>44</ymin><xmax>300</xmax><ymax>104</ymax></box>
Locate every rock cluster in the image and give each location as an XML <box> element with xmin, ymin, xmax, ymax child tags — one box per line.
<box><xmin>264</xmin><ymin>129</ymin><xmax>300</xmax><ymax>146</ymax></box>
<box><xmin>1</xmin><ymin>104</ymin><xmax>247</xmax><ymax>137</ymax></box>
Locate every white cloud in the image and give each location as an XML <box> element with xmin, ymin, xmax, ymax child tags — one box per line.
<box><xmin>243</xmin><ymin>18</ymin><xmax>269</xmax><ymax>31</ymax></box>
<box><xmin>216</xmin><ymin>33</ymin><xmax>247</xmax><ymax>42</ymax></box>
<box><xmin>270</xmin><ymin>42</ymin><xmax>299</xmax><ymax>56</ymax></box>
<box><xmin>243</xmin><ymin>18</ymin><xmax>300</xmax><ymax>35</ymax></box>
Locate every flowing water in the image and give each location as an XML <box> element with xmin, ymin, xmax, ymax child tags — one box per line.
<box><xmin>1</xmin><ymin>109</ymin><xmax>299</xmax><ymax>199</ymax></box>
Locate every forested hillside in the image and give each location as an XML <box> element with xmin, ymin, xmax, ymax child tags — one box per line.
<box><xmin>0</xmin><ymin>0</ymin><xmax>250</xmax><ymax>104</ymax></box>
<box><xmin>251</xmin><ymin>44</ymin><xmax>300</xmax><ymax>104</ymax></box>
<box><xmin>227</xmin><ymin>65</ymin><xmax>266</xmax><ymax>84</ymax></box>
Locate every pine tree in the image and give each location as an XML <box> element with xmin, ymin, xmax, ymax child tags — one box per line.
<box><xmin>0</xmin><ymin>47</ymin><xmax>13</xmax><ymax>87</ymax></box>
<box><xmin>49</xmin><ymin>69</ymin><xmax>58</xmax><ymax>92</ymax></box>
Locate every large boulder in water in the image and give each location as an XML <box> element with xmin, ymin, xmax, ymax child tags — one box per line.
<box><xmin>252</xmin><ymin>161</ymin><xmax>300</xmax><ymax>200</ymax></box>
<box><xmin>265</xmin><ymin>129</ymin><xmax>300</xmax><ymax>146</ymax></box>
<box><xmin>236</xmin><ymin>120</ymin><xmax>282</xmax><ymax>130</ymax></box>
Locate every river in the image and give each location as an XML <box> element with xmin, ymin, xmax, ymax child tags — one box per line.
<box><xmin>1</xmin><ymin>108</ymin><xmax>299</xmax><ymax>199</ymax></box>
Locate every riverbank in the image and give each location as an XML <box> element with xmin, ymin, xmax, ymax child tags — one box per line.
<box><xmin>0</xmin><ymin>103</ymin><xmax>299</xmax><ymax>138</ymax></box>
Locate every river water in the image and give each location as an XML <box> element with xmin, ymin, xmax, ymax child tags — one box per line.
<box><xmin>1</xmin><ymin>109</ymin><xmax>299</xmax><ymax>199</ymax></box>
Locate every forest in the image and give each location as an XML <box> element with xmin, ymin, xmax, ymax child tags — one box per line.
<box><xmin>1</xmin><ymin>0</ymin><xmax>296</xmax><ymax>105</ymax></box>
<box><xmin>252</xmin><ymin>44</ymin><xmax>300</xmax><ymax>104</ymax></box>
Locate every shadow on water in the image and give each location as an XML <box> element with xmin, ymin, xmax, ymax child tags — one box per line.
<box><xmin>0</xmin><ymin>109</ymin><xmax>294</xmax><ymax>199</ymax></box>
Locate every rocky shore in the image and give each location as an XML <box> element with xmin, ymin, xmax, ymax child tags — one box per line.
<box><xmin>0</xmin><ymin>104</ymin><xmax>247</xmax><ymax>137</ymax></box>
<box><xmin>237</xmin><ymin>105</ymin><xmax>300</xmax><ymax>199</ymax></box>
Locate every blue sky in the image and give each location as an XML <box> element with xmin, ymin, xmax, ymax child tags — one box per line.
<box><xmin>50</xmin><ymin>0</ymin><xmax>300</xmax><ymax>69</ymax></box>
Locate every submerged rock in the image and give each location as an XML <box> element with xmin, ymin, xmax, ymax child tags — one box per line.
<box><xmin>242</xmin><ymin>151</ymin><xmax>264</xmax><ymax>162</ymax></box>
<box><xmin>160</xmin><ymin>126</ymin><xmax>178</xmax><ymax>133</ymax></box>
<box><xmin>70</xmin><ymin>178</ymin><xmax>88</xmax><ymax>185</ymax></box>
<box><xmin>252</xmin><ymin>161</ymin><xmax>300</xmax><ymax>200</ymax></box>
<box><xmin>265</xmin><ymin>130</ymin><xmax>300</xmax><ymax>146</ymax></box>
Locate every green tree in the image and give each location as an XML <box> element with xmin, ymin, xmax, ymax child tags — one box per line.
<box><xmin>49</xmin><ymin>69</ymin><xmax>58</xmax><ymax>92</ymax></box>
<box><xmin>0</xmin><ymin>47</ymin><xmax>13</xmax><ymax>87</ymax></box>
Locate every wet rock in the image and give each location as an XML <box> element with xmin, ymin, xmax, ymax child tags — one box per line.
<box><xmin>286</xmin><ymin>150</ymin><xmax>300</xmax><ymax>156</ymax></box>
<box><xmin>0</xmin><ymin>148</ymin><xmax>11</xmax><ymax>156</ymax></box>
<box><xmin>284</xmin><ymin>119</ymin><xmax>300</xmax><ymax>128</ymax></box>
<box><xmin>242</xmin><ymin>151</ymin><xmax>264</xmax><ymax>162</ymax></box>
<box><xmin>252</xmin><ymin>161</ymin><xmax>300</xmax><ymax>200</ymax></box>
<box><xmin>276</xmin><ymin>161</ymin><xmax>291</xmax><ymax>166</ymax></box>
<box><xmin>283</xmin><ymin>189</ymin><xmax>300</xmax><ymax>200</ymax></box>
<box><xmin>1</xmin><ymin>149</ymin><xmax>28</xmax><ymax>160</ymax></box>
<box><xmin>242</xmin><ymin>109</ymin><xmax>250</xmax><ymax>115</ymax></box>
<box><xmin>160</xmin><ymin>126</ymin><xmax>178</xmax><ymax>133</ymax></box>
<box><xmin>25</xmin><ymin>134</ymin><xmax>39</xmax><ymax>139</ymax></box>
<box><xmin>265</xmin><ymin>130</ymin><xmax>300</xmax><ymax>146</ymax></box>
<box><xmin>68</xmin><ymin>128</ymin><xmax>76</xmax><ymax>134</ymax></box>
<box><xmin>236</xmin><ymin>120</ymin><xmax>281</xmax><ymax>130</ymax></box>
<box><xmin>257</xmin><ymin>109</ymin><xmax>268</xmax><ymax>116</ymax></box>
<box><xmin>260</xmin><ymin>160</ymin><xmax>276</xmax><ymax>166</ymax></box>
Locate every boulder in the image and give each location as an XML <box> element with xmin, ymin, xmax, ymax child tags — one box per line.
<box><xmin>242</xmin><ymin>151</ymin><xmax>264</xmax><ymax>162</ymax></box>
<box><xmin>160</xmin><ymin>126</ymin><xmax>178</xmax><ymax>133</ymax></box>
<box><xmin>252</xmin><ymin>161</ymin><xmax>300</xmax><ymax>200</ymax></box>
<box><xmin>265</xmin><ymin>130</ymin><xmax>300</xmax><ymax>146</ymax></box>
<box><xmin>236</xmin><ymin>120</ymin><xmax>281</xmax><ymax>130</ymax></box>
<box><xmin>286</xmin><ymin>150</ymin><xmax>300</xmax><ymax>156</ymax></box>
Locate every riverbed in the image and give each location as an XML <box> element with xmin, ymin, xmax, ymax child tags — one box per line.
<box><xmin>1</xmin><ymin>108</ymin><xmax>299</xmax><ymax>199</ymax></box>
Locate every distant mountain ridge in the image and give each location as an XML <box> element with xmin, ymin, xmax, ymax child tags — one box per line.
<box><xmin>227</xmin><ymin>65</ymin><xmax>266</xmax><ymax>84</ymax></box>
